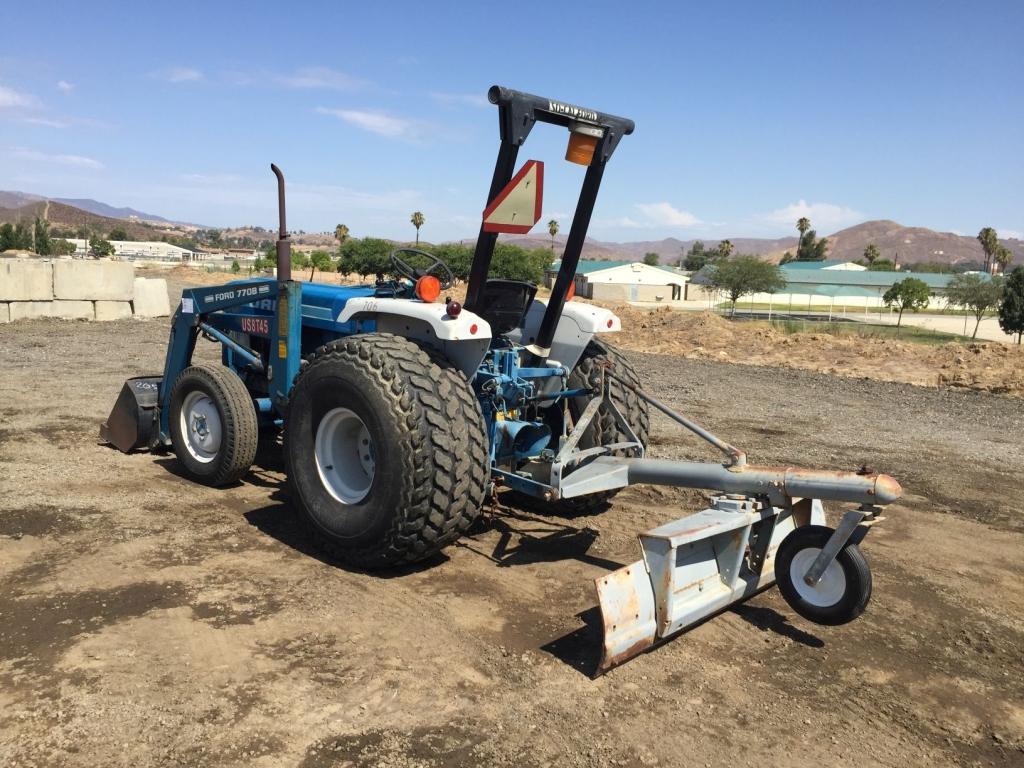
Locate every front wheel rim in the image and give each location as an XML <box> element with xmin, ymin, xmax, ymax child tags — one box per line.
<box><xmin>314</xmin><ymin>407</ymin><xmax>375</xmax><ymax>504</ymax></box>
<box><xmin>790</xmin><ymin>547</ymin><xmax>847</xmax><ymax>608</ymax></box>
<box><xmin>181</xmin><ymin>391</ymin><xmax>222</xmax><ymax>463</ymax></box>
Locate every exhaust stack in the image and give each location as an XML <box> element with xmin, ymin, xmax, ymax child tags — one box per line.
<box><xmin>271</xmin><ymin>163</ymin><xmax>291</xmax><ymax>282</ymax></box>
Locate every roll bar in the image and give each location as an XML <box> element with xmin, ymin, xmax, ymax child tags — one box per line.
<box><xmin>465</xmin><ymin>86</ymin><xmax>635</xmax><ymax>359</ymax></box>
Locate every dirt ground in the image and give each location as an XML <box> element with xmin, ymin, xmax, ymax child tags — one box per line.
<box><xmin>1</xmin><ymin>308</ymin><xmax>1023</xmax><ymax>767</ymax></box>
<box><xmin>608</xmin><ymin>305</ymin><xmax>1024</xmax><ymax>397</ymax></box>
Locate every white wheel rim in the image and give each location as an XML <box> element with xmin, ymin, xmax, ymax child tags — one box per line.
<box><xmin>314</xmin><ymin>407</ymin><xmax>375</xmax><ymax>504</ymax></box>
<box><xmin>790</xmin><ymin>547</ymin><xmax>847</xmax><ymax>608</ymax></box>
<box><xmin>180</xmin><ymin>391</ymin><xmax>223</xmax><ymax>463</ymax></box>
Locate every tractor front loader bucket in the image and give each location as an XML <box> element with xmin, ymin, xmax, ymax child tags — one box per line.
<box><xmin>596</xmin><ymin>496</ymin><xmax>825</xmax><ymax>672</ymax></box>
<box><xmin>100</xmin><ymin>376</ymin><xmax>163</xmax><ymax>452</ymax></box>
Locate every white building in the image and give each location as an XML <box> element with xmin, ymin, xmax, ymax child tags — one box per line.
<box><xmin>66</xmin><ymin>239</ymin><xmax>195</xmax><ymax>264</ymax></box>
<box><xmin>547</xmin><ymin>259</ymin><xmax>689</xmax><ymax>302</ymax></box>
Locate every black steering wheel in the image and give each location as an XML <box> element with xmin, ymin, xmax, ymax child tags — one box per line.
<box><xmin>389</xmin><ymin>248</ymin><xmax>455</xmax><ymax>290</ymax></box>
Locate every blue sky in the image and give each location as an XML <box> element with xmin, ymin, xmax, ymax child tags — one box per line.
<box><xmin>1</xmin><ymin>1</ymin><xmax>1021</xmax><ymax>243</ymax></box>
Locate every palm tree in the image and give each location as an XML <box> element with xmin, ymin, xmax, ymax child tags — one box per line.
<box><xmin>796</xmin><ymin>217</ymin><xmax>811</xmax><ymax>259</ymax></box>
<box><xmin>547</xmin><ymin>219</ymin><xmax>559</xmax><ymax>254</ymax></box>
<box><xmin>717</xmin><ymin>239</ymin><xmax>734</xmax><ymax>259</ymax></box>
<box><xmin>334</xmin><ymin>224</ymin><xmax>349</xmax><ymax>244</ymax></box>
<box><xmin>863</xmin><ymin>243</ymin><xmax>880</xmax><ymax>267</ymax></box>
<box><xmin>410</xmin><ymin>211</ymin><xmax>425</xmax><ymax>245</ymax></box>
<box><xmin>994</xmin><ymin>244</ymin><xmax>1013</xmax><ymax>274</ymax></box>
<box><xmin>977</xmin><ymin>227</ymin><xmax>999</xmax><ymax>273</ymax></box>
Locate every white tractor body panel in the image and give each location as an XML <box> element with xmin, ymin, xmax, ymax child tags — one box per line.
<box><xmin>337</xmin><ymin>297</ymin><xmax>492</xmax><ymax>378</ymax></box>
<box><xmin>509</xmin><ymin>299</ymin><xmax>621</xmax><ymax>374</ymax></box>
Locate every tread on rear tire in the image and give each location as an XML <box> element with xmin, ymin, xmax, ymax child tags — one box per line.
<box><xmin>284</xmin><ymin>333</ymin><xmax>489</xmax><ymax>569</ymax></box>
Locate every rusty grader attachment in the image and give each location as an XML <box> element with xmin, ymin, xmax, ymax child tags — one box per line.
<box><xmin>579</xmin><ymin>373</ymin><xmax>902</xmax><ymax>673</ymax></box>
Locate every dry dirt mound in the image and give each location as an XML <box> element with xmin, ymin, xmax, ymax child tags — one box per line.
<box><xmin>608</xmin><ymin>306</ymin><xmax>1024</xmax><ymax>397</ymax></box>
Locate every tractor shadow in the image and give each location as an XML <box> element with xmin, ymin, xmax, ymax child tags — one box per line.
<box><xmin>539</xmin><ymin>606</ymin><xmax>604</xmax><ymax>677</ymax></box>
<box><xmin>468</xmin><ymin>505</ymin><xmax>623</xmax><ymax>572</ymax></box>
<box><xmin>729</xmin><ymin>603</ymin><xmax>824</xmax><ymax>647</ymax></box>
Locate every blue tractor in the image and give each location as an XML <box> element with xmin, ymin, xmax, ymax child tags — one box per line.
<box><xmin>103</xmin><ymin>86</ymin><xmax>903</xmax><ymax>671</ymax></box>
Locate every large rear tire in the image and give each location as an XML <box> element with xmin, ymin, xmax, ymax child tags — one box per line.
<box><xmin>514</xmin><ymin>340</ymin><xmax>650</xmax><ymax>516</ymax></box>
<box><xmin>168</xmin><ymin>364</ymin><xmax>259</xmax><ymax>486</ymax></box>
<box><xmin>284</xmin><ymin>334</ymin><xmax>489</xmax><ymax>569</ymax></box>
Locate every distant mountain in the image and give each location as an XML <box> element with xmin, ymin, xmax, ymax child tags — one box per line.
<box><xmin>494</xmin><ymin>222</ymin><xmax>1021</xmax><ymax>269</ymax></box>
<box><xmin>819</xmin><ymin>220</ymin><xmax>1022</xmax><ymax>267</ymax></box>
<box><xmin>0</xmin><ymin>200</ymin><xmax>167</xmax><ymax>240</ymax></box>
<box><xmin>0</xmin><ymin>190</ymin><xmax>199</xmax><ymax>227</ymax></box>
<box><xmin>464</xmin><ymin>234</ymin><xmax>799</xmax><ymax>264</ymax></box>
<box><xmin>51</xmin><ymin>197</ymin><xmax>177</xmax><ymax>224</ymax></box>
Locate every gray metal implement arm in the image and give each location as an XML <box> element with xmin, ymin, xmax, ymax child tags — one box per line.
<box><xmin>623</xmin><ymin>458</ymin><xmax>901</xmax><ymax>508</ymax></box>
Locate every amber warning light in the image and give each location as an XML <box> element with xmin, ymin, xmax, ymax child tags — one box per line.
<box><xmin>415</xmin><ymin>275</ymin><xmax>441</xmax><ymax>303</ymax></box>
<box><xmin>566</xmin><ymin>123</ymin><xmax>603</xmax><ymax>166</ymax></box>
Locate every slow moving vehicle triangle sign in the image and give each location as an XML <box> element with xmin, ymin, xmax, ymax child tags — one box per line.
<box><xmin>482</xmin><ymin>160</ymin><xmax>544</xmax><ymax>234</ymax></box>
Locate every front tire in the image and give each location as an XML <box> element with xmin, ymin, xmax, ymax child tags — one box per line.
<box><xmin>775</xmin><ymin>525</ymin><xmax>872</xmax><ymax>625</ymax></box>
<box><xmin>284</xmin><ymin>334</ymin><xmax>489</xmax><ymax>569</ymax></box>
<box><xmin>168</xmin><ymin>364</ymin><xmax>258</xmax><ymax>486</ymax></box>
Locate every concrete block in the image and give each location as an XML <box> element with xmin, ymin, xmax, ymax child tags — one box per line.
<box><xmin>9</xmin><ymin>302</ymin><xmax>54</xmax><ymax>320</ymax></box>
<box><xmin>132</xmin><ymin>277</ymin><xmax>171</xmax><ymax>318</ymax></box>
<box><xmin>95</xmin><ymin>301</ymin><xmax>133</xmax><ymax>321</ymax></box>
<box><xmin>0</xmin><ymin>259</ymin><xmax>54</xmax><ymax>301</ymax></box>
<box><xmin>0</xmin><ymin>303</ymin><xmax>8</xmax><ymax>323</ymax></box>
<box><xmin>53</xmin><ymin>260</ymin><xmax>134</xmax><ymax>300</ymax></box>
<box><xmin>51</xmin><ymin>300</ymin><xmax>95</xmax><ymax>319</ymax></box>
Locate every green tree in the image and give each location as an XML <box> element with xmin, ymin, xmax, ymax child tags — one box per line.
<box><xmin>410</xmin><ymin>211</ymin><xmax>425</xmax><ymax>245</ymax></box>
<box><xmin>993</xmin><ymin>244</ymin><xmax>1013</xmax><ymax>274</ymax></box>
<box><xmin>796</xmin><ymin>217</ymin><xmax>811</xmax><ymax>258</ymax></box>
<box><xmin>682</xmin><ymin>241</ymin><xmax>708</xmax><ymax>271</ymax></box>
<box><xmin>642</xmin><ymin>252</ymin><xmax>659</xmax><ymax>266</ymax></box>
<box><xmin>291</xmin><ymin>250</ymin><xmax>310</xmax><ymax>273</ymax></box>
<box><xmin>335</xmin><ymin>224</ymin><xmax>350</xmax><ymax>244</ymax></box>
<box><xmin>882</xmin><ymin>277</ymin><xmax>931</xmax><ymax>332</ymax></box>
<box><xmin>0</xmin><ymin>223</ymin><xmax>15</xmax><ymax>251</ymax></box>
<box><xmin>779</xmin><ymin>251</ymin><xmax>795</xmax><ymax>265</ymax></box>
<box><xmin>429</xmin><ymin>243</ymin><xmax>473</xmax><ymax>282</ymax></box>
<box><xmin>868</xmin><ymin>259</ymin><xmax>896</xmax><ymax>272</ymax></box>
<box><xmin>339</xmin><ymin>237</ymin><xmax>394</xmax><ymax>279</ymax></box>
<box><xmin>863</xmin><ymin>243</ymin><xmax>880</xmax><ymax>267</ymax></box>
<box><xmin>707</xmin><ymin>255</ymin><xmax>786</xmax><ymax>316</ymax></box>
<box><xmin>230</xmin><ymin>259</ymin><xmax>241</xmax><ymax>274</ymax></box>
<box><xmin>89</xmin><ymin>237</ymin><xmax>115</xmax><ymax>258</ymax></box>
<box><xmin>490</xmin><ymin>243</ymin><xmax>551</xmax><ymax>282</ymax></box>
<box><xmin>108</xmin><ymin>226</ymin><xmax>129</xmax><ymax>241</ymax></box>
<box><xmin>51</xmin><ymin>238</ymin><xmax>77</xmax><ymax>256</ymax></box>
<box><xmin>998</xmin><ymin>266</ymin><xmax>1024</xmax><ymax>344</ymax></box>
<box><xmin>796</xmin><ymin>229</ymin><xmax>828</xmax><ymax>261</ymax></box>
<box><xmin>547</xmin><ymin>219</ymin><xmax>559</xmax><ymax>254</ymax></box>
<box><xmin>13</xmin><ymin>221</ymin><xmax>33</xmax><ymax>250</ymax></box>
<box><xmin>946</xmin><ymin>273</ymin><xmax>1003</xmax><ymax>340</ymax></box>
<box><xmin>32</xmin><ymin>217</ymin><xmax>52</xmax><ymax>255</ymax></box>
<box><xmin>977</xmin><ymin>227</ymin><xmax>999</xmax><ymax>274</ymax></box>
<box><xmin>308</xmin><ymin>249</ymin><xmax>334</xmax><ymax>280</ymax></box>
<box><xmin>716</xmin><ymin>239</ymin><xmax>734</xmax><ymax>260</ymax></box>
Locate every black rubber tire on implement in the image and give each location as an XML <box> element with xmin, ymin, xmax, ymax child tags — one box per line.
<box><xmin>514</xmin><ymin>339</ymin><xmax>650</xmax><ymax>516</ymax></box>
<box><xmin>168</xmin><ymin>364</ymin><xmax>259</xmax><ymax>486</ymax></box>
<box><xmin>284</xmin><ymin>333</ymin><xmax>489</xmax><ymax>569</ymax></box>
<box><xmin>774</xmin><ymin>525</ymin><xmax>872</xmax><ymax>625</ymax></box>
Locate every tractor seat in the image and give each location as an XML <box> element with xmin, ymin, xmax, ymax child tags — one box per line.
<box><xmin>474</xmin><ymin>279</ymin><xmax>537</xmax><ymax>336</ymax></box>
